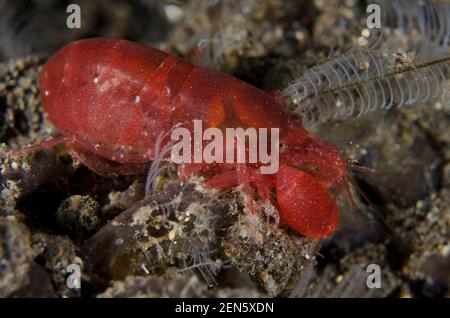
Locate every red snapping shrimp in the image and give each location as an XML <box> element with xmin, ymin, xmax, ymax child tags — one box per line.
<box><xmin>22</xmin><ymin>38</ymin><xmax>353</xmax><ymax>239</ymax></box>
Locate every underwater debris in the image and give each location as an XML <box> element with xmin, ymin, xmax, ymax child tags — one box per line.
<box><xmin>97</xmin><ymin>274</ymin><xmax>209</xmax><ymax>298</ymax></box>
<box><xmin>83</xmin><ymin>182</ymin><xmax>239</xmax><ymax>282</ymax></box>
<box><xmin>102</xmin><ymin>180</ymin><xmax>146</xmax><ymax>217</ymax></box>
<box><xmin>56</xmin><ymin>195</ymin><xmax>101</xmax><ymax>236</ymax></box>
<box><xmin>31</xmin><ymin>232</ymin><xmax>86</xmax><ymax>298</ymax></box>
<box><xmin>97</xmin><ymin>274</ymin><xmax>263</xmax><ymax>298</ymax></box>
<box><xmin>0</xmin><ymin>216</ymin><xmax>33</xmax><ymax>297</ymax></box>
<box><xmin>224</xmin><ymin>212</ymin><xmax>318</xmax><ymax>296</ymax></box>
<box><xmin>0</xmin><ymin>149</ymin><xmax>64</xmax><ymax>216</ymax></box>
<box><xmin>290</xmin><ymin>242</ymin><xmax>401</xmax><ymax>298</ymax></box>
<box><xmin>85</xmin><ymin>179</ymin><xmax>317</xmax><ymax>295</ymax></box>
<box><xmin>291</xmin><ymin>264</ymin><xmax>373</xmax><ymax>298</ymax></box>
<box><xmin>291</xmin><ymin>263</ymin><xmax>393</xmax><ymax>298</ymax></box>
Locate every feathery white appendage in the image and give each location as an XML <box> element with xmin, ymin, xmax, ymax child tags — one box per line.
<box><xmin>283</xmin><ymin>49</ymin><xmax>395</xmax><ymax>104</ymax></box>
<box><xmin>368</xmin><ymin>0</ymin><xmax>450</xmax><ymax>59</ymax></box>
<box><xmin>282</xmin><ymin>0</ymin><xmax>450</xmax><ymax>126</ymax></box>
<box><xmin>283</xmin><ymin>49</ymin><xmax>449</xmax><ymax>125</ymax></box>
<box><xmin>145</xmin><ymin>131</ymin><xmax>176</xmax><ymax>198</ymax></box>
<box><xmin>178</xmin><ymin>240</ymin><xmax>224</xmax><ymax>287</ymax></box>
